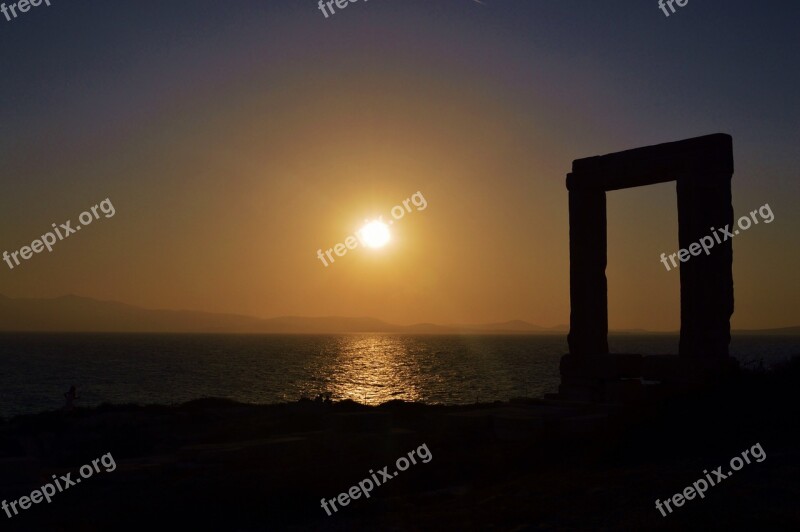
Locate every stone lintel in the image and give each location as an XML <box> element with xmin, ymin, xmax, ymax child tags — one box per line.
<box><xmin>567</xmin><ymin>133</ymin><xmax>733</xmax><ymax>191</ymax></box>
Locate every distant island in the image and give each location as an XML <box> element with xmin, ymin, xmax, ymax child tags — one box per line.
<box><xmin>0</xmin><ymin>294</ymin><xmax>797</xmax><ymax>335</ymax></box>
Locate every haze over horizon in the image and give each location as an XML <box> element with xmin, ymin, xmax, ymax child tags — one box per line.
<box><xmin>1</xmin><ymin>293</ymin><xmax>798</xmax><ymax>335</ymax></box>
<box><xmin>1</xmin><ymin>0</ymin><xmax>798</xmax><ymax>332</ymax></box>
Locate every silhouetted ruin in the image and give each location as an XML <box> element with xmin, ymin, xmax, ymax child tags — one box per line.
<box><xmin>560</xmin><ymin>134</ymin><xmax>738</xmax><ymax>401</ymax></box>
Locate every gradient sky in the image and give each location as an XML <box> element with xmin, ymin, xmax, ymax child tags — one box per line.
<box><xmin>0</xmin><ymin>0</ymin><xmax>798</xmax><ymax>331</ymax></box>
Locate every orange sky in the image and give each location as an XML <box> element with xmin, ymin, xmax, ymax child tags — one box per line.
<box><xmin>1</xmin><ymin>1</ymin><xmax>798</xmax><ymax>331</ymax></box>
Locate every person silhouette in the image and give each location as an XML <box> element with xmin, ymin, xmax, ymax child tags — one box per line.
<box><xmin>64</xmin><ymin>385</ymin><xmax>80</xmax><ymax>411</ymax></box>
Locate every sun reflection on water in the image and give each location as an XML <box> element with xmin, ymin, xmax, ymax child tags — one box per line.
<box><xmin>294</xmin><ymin>334</ymin><xmax>565</xmax><ymax>406</ymax></box>
<box><xmin>310</xmin><ymin>335</ymin><xmax>423</xmax><ymax>405</ymax></box>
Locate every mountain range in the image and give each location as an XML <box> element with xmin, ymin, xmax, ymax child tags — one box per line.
<box><xmin>0</xmin><ymin>294</ymin><xmax>565</xmax><ymax>334</ymax></box>
<box><xmin>0</xmin><ymin>294</ymin><xmax>797</xmax><ymax>335</ymax></box>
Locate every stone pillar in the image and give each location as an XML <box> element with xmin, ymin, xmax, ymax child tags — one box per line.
<box><xmin>677</xmin><ymin>174</ymin><xmax>734</xmax><ymax>357</ymax></box>
<box><xmin>567</xmin><ymin>179</ymin><xmax>608</xmax><ymax>356</ymax></box>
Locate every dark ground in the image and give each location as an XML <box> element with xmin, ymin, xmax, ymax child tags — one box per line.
<box><xmin>1</xmin><ymin>358</ymin><xmax>798</xmax><ymax>531</ymax></box>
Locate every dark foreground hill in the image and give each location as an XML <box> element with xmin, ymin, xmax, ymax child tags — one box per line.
<box><xmin>0</xmin><ymin>358</ymin><xmax>798</xmax><ymax>531</ymax></box>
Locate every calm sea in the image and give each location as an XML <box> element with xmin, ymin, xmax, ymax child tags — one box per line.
<box><xmin>0</xmin><ymin>333</ymin><xmax>797</xmax><ymax>418</ymax></box>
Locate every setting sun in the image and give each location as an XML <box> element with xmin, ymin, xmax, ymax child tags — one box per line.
<box><xmin>359</xmin><ymin>220</ymin><xmax>391</xmax><ymax>249</ymax></box>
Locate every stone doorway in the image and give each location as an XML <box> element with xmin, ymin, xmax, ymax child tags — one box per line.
<box><xmin>560</xmin><ymin>134</ymin><xmax>738</xmax><ymax>402</ymax></box>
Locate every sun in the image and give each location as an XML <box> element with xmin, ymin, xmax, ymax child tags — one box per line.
<box><xmin>359</xmin><ymin>219</ymin><xmax>391</xmax><ymax>249</ymax></box>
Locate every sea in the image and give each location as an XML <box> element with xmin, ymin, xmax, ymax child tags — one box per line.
<box><xmin>0</xmin><ymin>333</ymin><xmax>797</xmax><ymax>419</ymax></box>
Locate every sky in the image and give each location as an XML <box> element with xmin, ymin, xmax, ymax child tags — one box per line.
<box><xmin>0</xmin><ymin>0</ymin><xmax>798</xmax><ymax>331</ymax></box>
